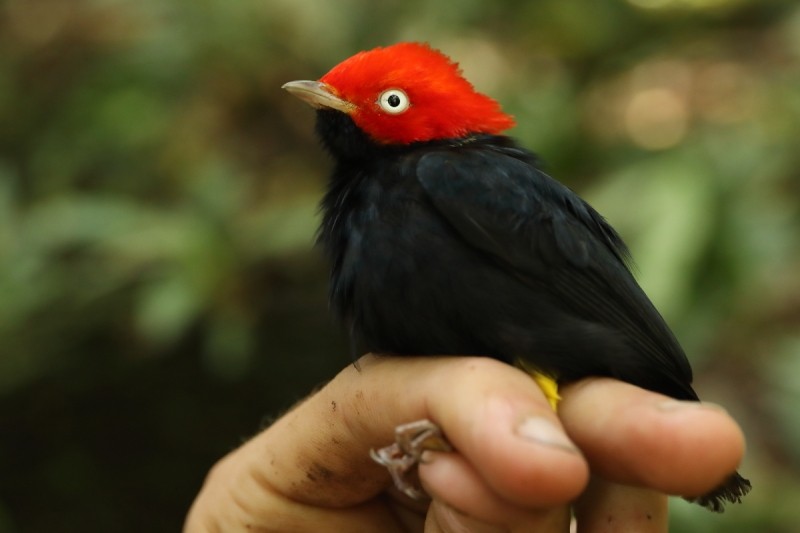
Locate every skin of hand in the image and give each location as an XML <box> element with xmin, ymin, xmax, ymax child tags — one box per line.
<box><xmin>184</xmin><ymin>355</ymin><xmax>746</xmax><ymax>532</ymax></box>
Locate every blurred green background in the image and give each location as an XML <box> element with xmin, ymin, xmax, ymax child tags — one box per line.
<box><xmin>1</xmin><ymin>0</ymin><xmax>798</xmax><ymax>531</ymax></box>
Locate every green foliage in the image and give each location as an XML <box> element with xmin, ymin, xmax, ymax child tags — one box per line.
<box><xmin>0</xmin><ymin>0</ymin><xmax>798</xmax><ymax>530</ymax></box>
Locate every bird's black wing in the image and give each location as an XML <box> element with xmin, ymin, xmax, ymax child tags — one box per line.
<box><xmin>416</xmin><ymin>144</ymin><xmax>695</xmax><ymax>396</ymax></box>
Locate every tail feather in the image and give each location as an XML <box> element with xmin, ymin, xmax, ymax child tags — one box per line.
<box><xmin>685</xmin><ymin>471</ymin><xmax>752</xmax><ymax>512</ymax></box>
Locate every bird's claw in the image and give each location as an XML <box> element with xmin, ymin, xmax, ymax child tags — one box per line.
<box><xmin>370</xmin><ymin>418</ymin><xmax>453</xmax><ymax>500</ymax></box>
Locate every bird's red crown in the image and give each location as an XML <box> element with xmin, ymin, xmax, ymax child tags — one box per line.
<box><xmin>318</xmin><ymin>42</ymin><xmax>515</xmax><ymax>145</ymax></box>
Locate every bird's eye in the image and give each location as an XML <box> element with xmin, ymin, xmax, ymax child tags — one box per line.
<box><xmin>378</xmin><ymin>89</ymin><xmax>410</xmax><ymax>114</ymax></box>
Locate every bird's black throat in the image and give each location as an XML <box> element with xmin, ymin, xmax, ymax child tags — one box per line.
<box><xmin>314</xmin><ymin>110</ymin><xmax>387</xmax><ymax>162</ymax></box>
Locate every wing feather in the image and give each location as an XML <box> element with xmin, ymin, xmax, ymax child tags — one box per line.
<box><xmin>416</xmin><ymin>147</ymin><xmax>693</xmax><ymax>393</ymax></box>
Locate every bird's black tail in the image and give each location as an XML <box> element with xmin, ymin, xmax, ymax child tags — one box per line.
<box><xmin>685</xmin><ymin>471</ymin><xmax>752</xmax><ymax>512</ymax></box>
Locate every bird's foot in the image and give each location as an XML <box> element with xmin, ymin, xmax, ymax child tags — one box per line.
<box><xmin>370</xmin><ymin>418</ymin><xmax>452</xmax><ymax>500</ymax></box>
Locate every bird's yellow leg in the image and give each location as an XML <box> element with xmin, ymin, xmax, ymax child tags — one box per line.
<box><xmin>516</xmin><ymin>359</ymin><xmax>560</xmax><ymax>411</ymax></box>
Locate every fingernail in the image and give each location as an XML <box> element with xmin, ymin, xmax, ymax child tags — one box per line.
<box><xmin>515</xmin><ymin>416</ymin><xmax>578</xmax><ymax>453</ymax></box>
<box><xmin>657</xmin><ymin>400</ymin><xmax>727</xmax><ymax>414</ymax></box>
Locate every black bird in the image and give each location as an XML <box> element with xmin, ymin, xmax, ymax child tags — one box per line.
<box><xmin>282</xmin><ymin>42</ymin><xmax>750</xmax><ymax>511</ymax></box>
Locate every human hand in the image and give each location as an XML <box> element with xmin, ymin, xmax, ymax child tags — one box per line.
<box><xmin>184</xmin><ymin>354</ymin><xmax>745</xmax><ymax>532</ymax></box>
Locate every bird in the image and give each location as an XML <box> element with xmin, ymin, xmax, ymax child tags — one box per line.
<box><xmin>282</xmin><ymin>41</ymin><xmax>750</xmax><ymax>512</ymax></box>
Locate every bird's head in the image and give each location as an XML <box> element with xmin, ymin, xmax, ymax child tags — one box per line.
<box><xmin>282</xmin><ymin>42</ymin><xmax>515</xmax><ymax>148</ymax></box>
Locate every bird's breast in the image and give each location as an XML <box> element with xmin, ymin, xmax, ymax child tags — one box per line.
<box><xmin>321</xmin><ymin>168</ymin><xmax>495</xmax><ymax>355</ymax></box>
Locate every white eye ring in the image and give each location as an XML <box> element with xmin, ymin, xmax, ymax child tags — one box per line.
<box><xmin>378</xmin><ymin>89</ymin><xmax>410</xmax><ymax>114</ymax></box>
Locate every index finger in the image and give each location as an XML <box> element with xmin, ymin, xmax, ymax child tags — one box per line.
<box><xmin>559</xmin><ymin>378</ymin><xmax>746</xmax><ymax>497</ymax></box>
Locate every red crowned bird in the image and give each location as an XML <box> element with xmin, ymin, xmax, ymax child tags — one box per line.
<box><xmin>282</xmin><ymin>42</ymin><xmax>750</xmax><ymax>511</ymax></box>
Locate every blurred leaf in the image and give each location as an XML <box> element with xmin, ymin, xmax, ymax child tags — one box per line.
<box><xmin>587</xmin><ymin>150</ymin><xmax>716</xmax><ymax>321</ymax></box>
<box><xmin>135</xmin><ymin>270</ymin><xmax>201</xmax><ymax>346</ymax></box>
<box><xmin>766</xmin><ymin>337</ymin><xmax>800</xmax><ymax>464</ymax></box>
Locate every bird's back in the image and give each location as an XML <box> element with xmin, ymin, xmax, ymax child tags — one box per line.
<box><xmin>319</xmin><ymin>134</ymin><xmax>696</xmax><ymax>401</ymax></box>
